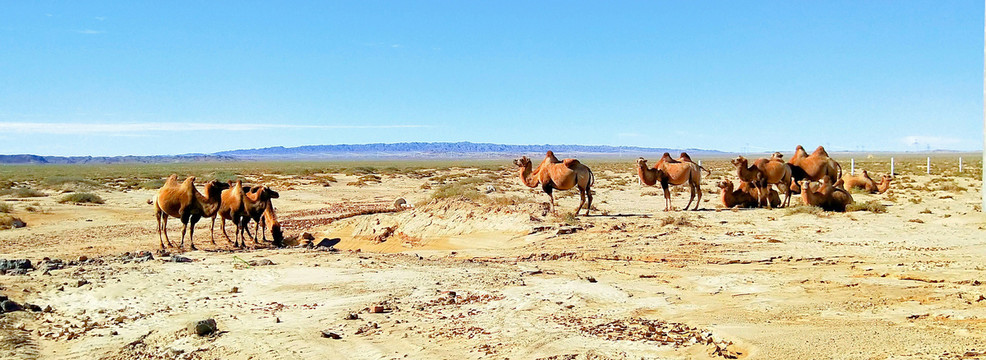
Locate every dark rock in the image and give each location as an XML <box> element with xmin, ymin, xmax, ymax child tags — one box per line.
<box><xmin>25</xmin><ymin>303</ymin><xmax>41</xmax><ymax>312</ymax></box>
<box><xmin>302</xmin><ymin>232</ymin><xmax>315</xmax><ymax>241</ymax></box>
<box><xmin>1</xmin><ymin>300</ymin><xmax>23</xmax><ymax>313</ymax></box>
<box><xmin>0</xmin><ymin>259</ymin><xmax>33</xmax><ymax>271</ymax></box>
<box><xmin>247</xmin><ymin>259</ymin><xmax>275</xmax><ymax>266</ymax></box>
<box><xmin>315</xmin><ymin>238</ymin><xmax>341</xmax><ymax>249</ymax></box>
<box><xmin>76</xmin><ymin>279</ymin><xmax>89</xmax><ymax>287</ymax></box>
<box><xmin>171</xmin><ymin>255</ymin><xmax>192</xmax><ymax>263</ymax></box>
<box><xmin>78</xmin><ymin>255</ymin><xmax>88</xmax><ymax>262</ymax></box>
<box><xmin>189</xmin><ymin>319</ymin><xmax>217</xmax><ymax>336</ymax></box>
<box><xmin>320</xmin><ymin>330</ymin><xmax>342</xmax><ymax>339</ymax></box>
<box><xmin>0</xmin><ymin>295</ymin><xmax>6</xmax><ymax>302</ymax></box>
<box><xmin>43</xmin><ymin>305</ymin><xmax>52</xmax><ymax>313</ymax></box>
<box><xmin>556</xmin><ymin>226</ymin><xmax>582</xmax><ymax>235</ymax></box>
<box><xmin>345</xmin><ymin>313</ymin><xmax>359</xmax><ymax>320</ymax></box>
<box><xmin>230</xmin><ymin>287</ymin><xmax>239</xmax><ymax>294</ymax></box>
<box><xmin>586</xmin><ymin>276</ymin><xmax>597</xmax><ymax>283</ymax></box>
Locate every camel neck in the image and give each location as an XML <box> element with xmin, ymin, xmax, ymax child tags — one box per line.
<box><xmin>519</xmin><ymin>165</ymin><xmax>539</xmax><ymax>188</ymax></box>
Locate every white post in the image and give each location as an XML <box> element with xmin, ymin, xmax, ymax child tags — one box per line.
<box><xmin>851</xmin><ymin>158</ymin><xmax>855</xmax><ymax>175</ymax></box>
<box><xmin>890</xmin><ymin>157</ymin><xmax>895</xmax><ymax>177</ymax></box>
<box><xmin>959</xmin><ymin>157</ymin><xmax>963</xmax><ymax>173</ymax></box>
<box><xmin>698</xmin><ymin>160</ymin><xmax>702</xmax><ymax>167</ymax></box>
<box><xmin>927</xmin><ymin>157</ymin><xmax>931</xmax><ymax>175</ymax></box>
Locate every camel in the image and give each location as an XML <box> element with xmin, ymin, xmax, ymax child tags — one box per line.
<box><xmin>738</xmin><ymin>180</ymin><xmax>781</xmax><ymax>208</ymax></box>
<box><xmin>730</xmin><ymin>156</ymin><xmax>769</xmax><ymax>208</ymax></box>
<box><xmin>637</xmin><ymin>153</ymin><xmax>708</xmax><ymax>211</ymax></box>
<box><xmin>717</xmin><ymin>180</ymin><xmax>758</xmax><ymax>208</ymax></box>
<box><xmin>842</xmin><ymin>170</ymin><xmax>892</xmax><ymax>194</ymax></box>
<box><xmin>788</xmin><ymin>145</ymin><xmax>842</xmax><ymax>185</ymax></box>
<box><xmin>236</xmin><ymin>185</ymin><xmax>281</xmax><ymax>247</ymax></box>
<box><xmin>215</xmin><ymin>180</ymin><xmax>247</xmax><ymax>247</ymax></box>
<box><xmin>152</xmin><ymin>176</ymin><xmax>229</xmax><ymax>250</ymax></box>
<box><xmin>514</xmin><ymin>151</ymin><xmax>594</xmax><ymax>215</ymax></box>
<box><xmin>752</xmin><ymin>157</ymin><xmax>793</xmax><ymax>207</ymax></box>
<box><xmin>799</xmin><ymin>179</ymin><xmax>853</xmax><ymax>212</ymax></box>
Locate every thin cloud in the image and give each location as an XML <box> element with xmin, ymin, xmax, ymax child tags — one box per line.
<box><xmin>94</xmin><ymin>16</ymin><xmax>106</xmax><ymax>21</ymax></box>
<box><xmin>0</xmin><ymin>122</ymin><xmax>430</xmax><ymax>135</ymax></box>
<box><xmin>74</xmin><ymin>29</ymin><xmax>106</xmax><ymax>34</ymax></box>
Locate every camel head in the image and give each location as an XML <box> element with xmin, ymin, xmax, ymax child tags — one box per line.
<box><xmin>636</xmin><ymin>157</ymin><xmax>649</xmax><ymax>169</ymax></box>
<box><xmin>203</xmin><ymin>180</ymin><xmax>230</xmax><ymax>198</ymax></box>
<box><xmin>717</xmin><ymin>180</ymin><xmax>733</xmax><ymax>191</ymax></box>
<box><xmin>513</xmin><ymin>156</ymin><xmax>531</xmax><ymax>169</ymax></box>
<box><xmin>770</xmin><ymin>152</ymin><xmax>784</xmax><ymax>160</ymax></box>
<box><xmin>248</xmin><ymin>185</ymin><xmax>279</xmax><ymax>202</ymax></box>
<box><xmin>730</xmin><ymin>156</ymin><xmax>748</xmax><ymax>167</ymax></box>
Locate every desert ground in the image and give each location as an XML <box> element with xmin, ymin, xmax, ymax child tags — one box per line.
<box><xmin>1</xmin><ymin>155</ymin><xmax>985</xmax><ymax>359</ymax></box>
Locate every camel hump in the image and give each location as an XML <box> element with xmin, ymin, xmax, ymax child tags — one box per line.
<box><xmin>562</xmin><ymin>158</ymin><xmax>580</xmax><ymax>168</ymax></box>
<box><xmin>678</xmin><ymin>152</ymin><xmax>692</xmax><ymax>162</ymax></box>
<box><xmin>660</xmin><ymin>153</ymin><xmax>679</xmax><ymax>164</ymax></box>
<box><xmin>812</xmin><ymin>146</ymin><xmax>829</xmax><ymax>157</ymax></box>
<box><xmin>546</xmin><ymin>151</ymin><xmax>561</xmax><ymax>163</ymax></box>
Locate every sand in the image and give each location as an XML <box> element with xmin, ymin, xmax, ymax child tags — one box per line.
<box><xmin>1</xmin><ymin>168</ymin><xmax>984</xmax><ymax>359</ymax></box>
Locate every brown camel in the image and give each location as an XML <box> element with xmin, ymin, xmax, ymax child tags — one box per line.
<box><xmin>753</xmin><ymin>157</ymin><xmax>793</xmax><ymax>207</ymax></box>
<box><xmin>637</xmin><ymin>153</ymin><xmax>707</xmax><ymax>211</ymax></box>
<box><xmin>799</xmin><ymin>179</ymin><xmax>853</xmax><ymax>212</ymax></box>
<box><xmin>842</xmin><ymin>170</ymin><xmax>892</xmax><ymax>194</ymax></box>
<box><xmin>717</xmin><ymin>180</ymin><xmax>758</xmax><ymax>208</ymax></box>
<box><xmin>152</xmin><ymin>176</ymin><xmax>229</xmax><ymax>250</ymax></box>
<box><xmin>514</xmin><ymin>151</ymin><xmax>594</xmax><ymax>216</ymax></box>
<box><xmin>788</xmin><ymin>145</ymin><xmax>842</xmax><ymax>185</ymax></box>
<box><xmin>236</xmin><ymin>185</ymin><xmax>281</xmax><ymax>247</ymax></box>
<box><xmin>737</xmin><ymin>180</ymin><xmax>781</xmax><ymax>208</ymax></box>
<box><xmin>730</xmin><ymin>156</ymin><xmax>770</xmax><ymax>208</ymax></box>
<box><xmin>215</xmin><ymin>180</ymin><xmax>247</xmax><ymax>247</ymax></box>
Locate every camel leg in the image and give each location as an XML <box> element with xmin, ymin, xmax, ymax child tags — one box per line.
<box><xmin>220</xmin><ymin>217</ymin><xmax>233</xmax><ymax>245</ymax></box>
<box><xmin>693</xmin><ymin>183</ymin><xmax>702</xmax><ymax>211</ymax></box>
<box><xmin>210</xmin><ymin>217</ymin><xmax>217</xmax><ymax>245</ymax></box>
<box><xmin>542</xmin><ymin>183</ymin><xmax>555</xmax><ymax>213</ymax></box>
<box><xmin>575</xmin><ymin>189</ymin><xmax>586</xmax><ymax>216</ymax></box>
<box><xmin>585</xmin><ymin>186</ymin><xmax>593</xmax><ymax>216</ymax></box>
<box><xmin>188</xmin><ymin>215</ymin><xmax>201</xmax><ymax>251</ymax></box>
<box><xmin>661</xmin><ymin>182</ymin><xmax>671</xmax><ymax>211</ymax></box>
<box><xmin>156</xmin><ymin>210</ymin><xmax>165</xmax><ymax>250</ymax></box>
<box><xmin>161</xmin><ymin>215</ymin><xmax>173</xmax><ymax>248</ymax></box>
<box><xmin>684</xmin><ymin>183</ymin><xmax>696</xmax><ymax>211</ymax></box>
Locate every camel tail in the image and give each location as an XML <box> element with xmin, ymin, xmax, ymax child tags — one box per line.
<box><xmin>698</xmin><ymin>165</ymin><xmax>711</xmax><ymax>177</ymax></box>
<box><xmin>587</xmin><ymin>167</ymin><xmax>595</xmax><ymax>188</ymax></box>
<box><xmin>835</xmin><ymin>160</ymin><xmax>843</xmax><ymax>180</ymax></box>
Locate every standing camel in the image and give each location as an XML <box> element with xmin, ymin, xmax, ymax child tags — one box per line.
<box><xmin>636</xmin><ymin>153</ymin><xmax>708</xmax><ymax>211</ymax></box>
<box><xmin>788</xmin><ymin>145</ymin><xmax>842</xmax><ymax>186</ymax></box>
<box><xmin>236</xmin><ymin>185</ymin><xmax>280</xmax><ymax>248</ymax></box>
<box><xmin>514</xmin><ymin>151</ymin><xmax>595</xmax><ymax>216</ymax></box>
<box><xmin>152</xmin><ymin>176</ymin><xmax>229</xmax><ymax>251</ymax></box>
<box><xmin>753</xmin><ymin>157</ymin><xmax>793</xmax><ymax>207</ymax></box>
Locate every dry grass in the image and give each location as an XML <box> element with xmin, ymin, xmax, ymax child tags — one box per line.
<box><xmin>785</xmin><ymin>204</ymin><xmax>826</xmax><ymax>217</ymax></box>
<box><xmin>552</xmin><ymin>211</ymin><xmax>579</xmax><ymax>226</ymax></box>
<box><xmin>58</xmin><ymin>192</ymin><xmax>104</xmax><ymax>204</ymax></box>
<box><xmin>0</xmin><ymin>202</ymin><xmax>12</xmax><ymax>213</ymax></box>
<box><xmin>846</xmin><ymin>200</ymin><xmax>887</xmax><ymax>213</ymax></box>
<box><xmin>0</xmin><ymin>214</ymin><xmax>24</xmax><ymax>230</ymax></box>
<box><xmin>660</xmin><ymin>214</ymin><xmax>693</xmax><ymax>227</ymax></box>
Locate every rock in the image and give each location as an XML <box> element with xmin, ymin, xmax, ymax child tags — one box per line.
<box><xmin>345</xmin><ymin>313</ymin><xmax>359</xmax><ymax>320</ymax></box>
<box><xmin>189</xmin><ymin>319</ymin><xmax>217</xmax><ymax>336</ymax></box>
<box><xmin>371</xmin><ymin>305</ymin><xmax>385</xmax><ymax>313</ymax></box>
<box><xmin>302</xmin><ymin>232</ymin><xmax>315</xmax><ymax>241</ymax></box>
<box><xmin>76</xmin><ymin>279</ymin><xmax>89</xmax><ymax>287</ymax></box>
<box><xmin>556</xmin><ymin>226</ymin><xmax>581</xmax><ymax>235</ymax></box>
<box><xmin>1</xmin><ymin>300</ymin><xmax>23</xmax><ymax>313</ymax></box>
<box><xmin>485</xmin><ymin>185</ymin><xmax>496</xmax><ymax>194</ymax></box>
<box><xmin>0</xmin><ymin>295</ymin><xmax>7</xmax><ymax>302</ymax></box>
<box><xmin>394</xmin><ymin>198</ymin><xmax>407</xmax><ymax>210</ymax></box>
<box><xmin>171</xmin><ymin>255</ymin><xmax>192</xmax><ymax>263</ymax></box>
<box><xmin>78</xmin><ymin>255</ymin><xmax>88</xmax><ymax>262</ymax></box>
<box><xmin>0</xmin><ymin>259</ymin><xmax>33</xmax><ymax>271</ymax></box>
<box><xmin>25</xmin><ymin>303</ymin><xmax>41</xmax><ymax>312</ymax></box>
<box><xmin>43</xmin><ymin>305</ymin><xmax>52</xmax><ymax>313</ymax></box>
<box><xmin>230</xmin><ymin>287</ymin><xmax>239</xmax><ymax>294</ymax></box>
<box><xmin>315</xmin><ymin>238</ymin><xmax>341</xmax><ymax>249</ymax></box>
<box><xmin>320</xmin><ymin>330</ymin><xmax>342</xmax><ymax>339</ymax></box>
<box><xmin>586</xmin><ymin>276</ymin><xmax>597</xmax><ymax>283</ymax></box>
<box><xmin>247</xmin><ymin>259</ymin><xmax>275</xmax><ymax>266</ymax></box>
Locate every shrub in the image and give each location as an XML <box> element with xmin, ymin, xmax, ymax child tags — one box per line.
<box><xmin>59</xmin><ymin>192</ymin><xmax>104</xmax><ymax>204</ymax></box>
<box><xmin>0</xmin><ymin>202</ymin><xmax>11</xmax><ymax>213</ymax></box>
<box><xmin>139</xmin><ymin>179</ymin><xmax>166</xmax><ymax>190</ymax></box>
<box><xmin>846</xmin><ymin>200</ymin><xmax>887</xmax><ymax>213</ymax></box>
<box><xmin>431</xmin><ymin>183</ymin><xmax>486</xmax><ymax>201</ymax></box>
<box><xmin>553</xmin><ymin>212</ymin><xmax>578</xmax><ymax>226</ymax></box>
<box><xmin>660</xmin><ymin>214</ymin><xmax>692</xmax><ymax>227</ymax></box>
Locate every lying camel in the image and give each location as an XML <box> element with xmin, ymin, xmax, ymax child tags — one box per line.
<box><xmin>637</xmin><ymin>153</ymin><xmax>708</xmax><ymax>211</ymax></box>
<box><xmin>730</xmin><ymin>156</ymin><xmax>768</xmax><ymax>207</ymax></box>
<box><xmin>789</xmin><ymin>145</ymin><xmax>842</xmax><ymax>185</ymax></box>
<box><xmin>799</xmin><ymin>179</ymin><xmax>852</xmax><ymax>212</ymax></box>
<box><xmin>718</xmin><ymin>180</ymin><xmax>758</xmax><ymax>208</ymax></box>
<box><xmin>738</xmin><ymin>180</ymin><xmax>781</xmax><ymax>208</ymax></box>
<box><xmin>841</xmin><ymin>170</ymin><xmax>892</xmax><ymax>194</ymax></box>
<box><xmin>152</xmin><ymin>176</ymin><xmax>229</xmax><ymax>250</ymax></box>
<box><xmin>514</xmin><ymin>151</ymin><xmax>594</xmax><ymax>216</ymax></box>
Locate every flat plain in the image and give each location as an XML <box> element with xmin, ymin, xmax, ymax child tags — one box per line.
<box><xmin>0</xmin><ymin>154</ymin><xmax>984</xmax><ymax>359</ymax></box>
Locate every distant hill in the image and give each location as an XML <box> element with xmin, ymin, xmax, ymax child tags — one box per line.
<box><xmin>0</xmin><ymin>142</ymin><xmax>727</xmax><ymax>164</ymax></box>
<box><xmin>0</xmin><ymin>154</ymin><xmax>235</xmax><ymax>165</ymax></box>
<box><xmin>214</xmin><ymin>142</ymin><xmax>727</xmax><ymax>160</ymax></box>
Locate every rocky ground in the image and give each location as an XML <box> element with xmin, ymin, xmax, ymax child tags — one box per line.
<box><xmin>1</xmin><ymin>164</ymin><xmax>985</xmax><ymax>359</ymax></box>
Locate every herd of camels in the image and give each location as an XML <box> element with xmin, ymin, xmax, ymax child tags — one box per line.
<box><xmin>149</xmin><ymin>145</ymin><xmax>891</xmax><ymax>251</ymax></box>
<box><xmin>516</xmin><ymin>145</ymin><xmax>891</xmax><ymax>215</ymax></box>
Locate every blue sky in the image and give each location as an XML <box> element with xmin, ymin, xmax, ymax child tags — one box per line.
<box><xmin>0</xmin><ymin>1</ymin><xmax>981</xmax><ymax>156</ymax></box>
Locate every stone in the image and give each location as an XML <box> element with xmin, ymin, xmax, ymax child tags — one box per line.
<box><xmin>320</xmin><ymin>330</ymin><xmax>342</xmax><ymax>339</ymax></box>
<box><xmin>230</xmin><ymin>287</ymin><xmax>239</xmax><ymax>294</ymax></box>
<box><xmin>1</xmin><ymin>300</ymin><xmax>23</xmax><ymax>313</ymax></box>
<box><xmin>78</xmin><ymin>255</ymin><xmax>88</xmax><ymax>262</ymax></box>
<box><xmin>189</xmin><ymin>319</ymin><xmax>217</xmax><ymax>336</ymax></box>
<box><xmin>371</xmin><ymin>305</ymin><xmax>385</xmax><ymax>313</ymax></box>
<box><xmin>247</xmin><ymin>259</ymin><xmax>275</xmax><ymax>266</ymax></box>
<box><xmin>171</xmin><ymin>255</ymin><xmax>192</xmax><ymax>263</ymax></box>
<box><xmin>302</xmin><ymin>232</ymin><xmax>315</xmax><ymax>241</ymax></box>
<box><xmin>0</xmin><ymin>259</ymin><xmax>33</xmax><ymax>271</ymax></box>
<box><xmin>315</xmin><ymin>238</ymin><xmax>341</xmax><ymax>249</ymax></box>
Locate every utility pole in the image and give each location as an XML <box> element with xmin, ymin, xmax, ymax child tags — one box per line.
<box><xmin>982</xmin><ymin>2</ymin><xmax>985</xmax><ymax>213</ymax></box>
